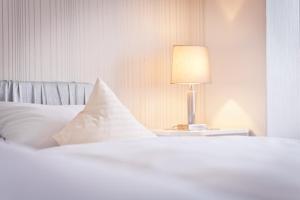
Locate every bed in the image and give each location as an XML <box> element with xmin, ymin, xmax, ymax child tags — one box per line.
<box><xmin>1</xmin><ymin>80</ymin><xmax>300</xmax><ymax>200</ymax></box>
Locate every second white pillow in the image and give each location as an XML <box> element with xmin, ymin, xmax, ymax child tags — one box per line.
<box><xmin>53</xmin><ymin>78</ymin><xmax>155</xmax><ymax>145</ymax></box>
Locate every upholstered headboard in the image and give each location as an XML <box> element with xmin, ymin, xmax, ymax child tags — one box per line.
<box><xmin>0</xmin><ymin>80</ymin><xmax>93</xmax><ymax>105</ymax></box>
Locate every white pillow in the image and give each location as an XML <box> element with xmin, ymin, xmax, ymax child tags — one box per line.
<box><xmin>53</xmin><ymin>78</ymin><xmax>155</xmax><ymax>145</ymax></box>
<box><xmin>0</xmin><ymin>102</ymin><xmax>84</xmax><ymax>149</ymax></box>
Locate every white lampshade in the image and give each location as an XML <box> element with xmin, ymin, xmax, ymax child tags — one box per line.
<box><xmin>171</xmin><ymin>46</ymin><xmax>210</xmax><ymax>84</ymax></box>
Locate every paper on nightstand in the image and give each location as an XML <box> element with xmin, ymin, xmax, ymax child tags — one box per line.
<box><xmin>172</xmin><ymin>124</ymin><xmax>208</xmax><ymax>131</ymax></box>
<box><xmin>188</xmin><ymin>124</ymin><xmax>208</xmax><ymax>131</ymax></box>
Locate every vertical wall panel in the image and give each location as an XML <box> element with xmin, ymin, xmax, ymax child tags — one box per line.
<box><xmin>0</xmin><ymin>0</ymin><xmax>204</xmax><ymax>129</ymax></box>
<box><xmin>267</xmin><ymin>0</ymin><xmax>300</xmax><ymax>139</ymax></box>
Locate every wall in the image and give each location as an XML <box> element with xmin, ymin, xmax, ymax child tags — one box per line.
<box><xmin>267</xmin><ymin>0</ymin><xmax>300</xmax><ymax>139</ymax></box>
<box><xmin>0</xmin><ymin>0</ymin><xmax>205</xmax><ymax>129</ymax></box>
<box><xmin>0</xmin><ymin>0</ymin><xmax>266</xmax><ymax>133</ymax></box>
<box><xmin>204</xmin><ymin>0</ymin><xmax>266</xmax><ymax>135</ymax></box>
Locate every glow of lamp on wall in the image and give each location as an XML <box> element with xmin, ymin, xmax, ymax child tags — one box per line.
<box><xmin>171</xmin><ymin>45</ymin><xmax>211</xmax><ymax>130</ymax></box>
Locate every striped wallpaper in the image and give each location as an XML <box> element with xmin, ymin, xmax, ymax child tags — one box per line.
<box><xmin>0</xmin><ymin>0</ymin><xmax>205</xmax><ymax>129</ymax></box>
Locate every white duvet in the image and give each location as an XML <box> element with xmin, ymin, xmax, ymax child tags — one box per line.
<box><xmin>1</xmin><ymin>136</ymin><xmax>300</xmax><ymax>200</ymax></box>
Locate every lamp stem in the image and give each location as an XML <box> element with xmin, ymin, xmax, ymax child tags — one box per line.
<box><xmin>187</xmin><ymin>84</ymin><xmax>196</xmax><ymax>124</ymax></box>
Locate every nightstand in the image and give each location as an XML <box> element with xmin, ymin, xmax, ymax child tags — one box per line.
<box><xmin>153</xmin><ymin>129</ymin><xmax>250</xmax><ymax>137</ymax></box>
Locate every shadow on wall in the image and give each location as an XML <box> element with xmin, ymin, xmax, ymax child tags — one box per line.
<box><xmin>210</xmin><ymin>99</ymin><xmax>256</xmax><ymax>134</ymax></box>
<box><xmin>217</xmin><ymin>0</ymin><xmax>246</xmax><ymax>21</ymax></box>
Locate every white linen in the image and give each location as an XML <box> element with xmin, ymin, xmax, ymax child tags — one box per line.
<box><xmin>0</xmin><ymin>102</ymin><xmax>84</xmax><ymax>148</ymax></box>
<box><xmin>53</xmin><ymin>78</ymin><xmax>155</xmax><ymax>145</ymax></box>
<box><xmin>42</xmin><ymin>136</ymin><xmax>300</xmax><ymax>200</ymax></box>
<box><xmin>0</xmin><ymin>142</ymin><xmax>199</xmax><ymax>200</ymax></box>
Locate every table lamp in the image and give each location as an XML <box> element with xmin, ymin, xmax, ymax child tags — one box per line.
<box><xmin>171</xmin><ymin>45</ymin><xmax>211</xmax><ymax>130</ymax></box>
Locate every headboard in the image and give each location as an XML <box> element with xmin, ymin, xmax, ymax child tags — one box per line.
<box><xmin>0</xmin><ymin>80</ymin><xmax>93</xmax><ymax>105</ymax></box>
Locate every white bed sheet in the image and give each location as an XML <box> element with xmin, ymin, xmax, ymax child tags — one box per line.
<box><xmin>0</xmin><ymin>141</ymin><xmax>198</xmax><ymax>200</ymax></box>
<box><xmin>40</xmin><ymin>136</ymin><xmax>300</xmax><ymax>200</ymax></box>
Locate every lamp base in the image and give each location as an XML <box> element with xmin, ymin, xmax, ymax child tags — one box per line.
<box><xmin>187</xmin><ymin>85</ymin><xmax>196</xmax><ymax>124</ymax></box>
